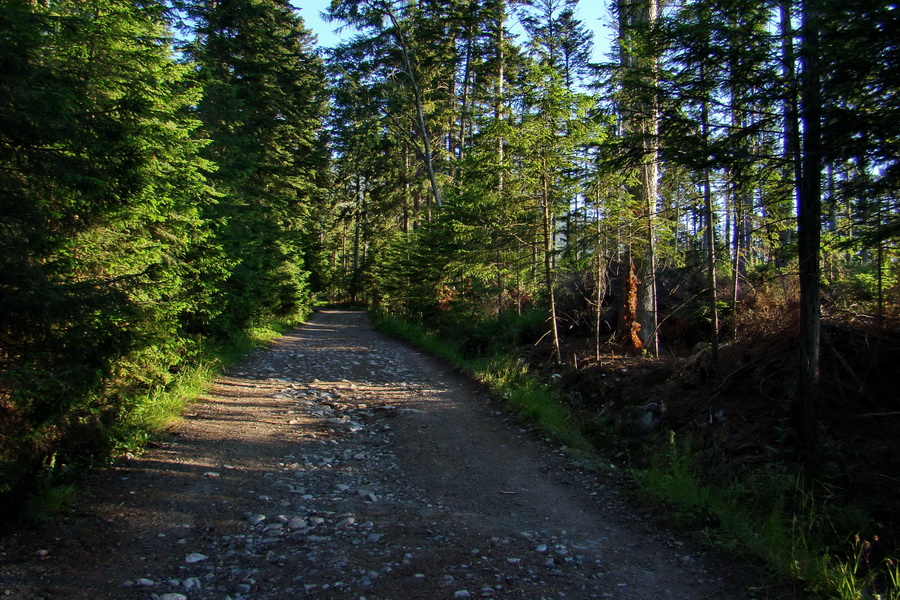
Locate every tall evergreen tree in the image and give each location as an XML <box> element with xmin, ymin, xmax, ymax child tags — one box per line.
<box><xmin>183</xmin><ymin>0</ymin><xmax>328</xmax><ymax>331</ymax></box>
<box><xmin>614</xmin><ymin>0</ymin><xmax>660</xmax><ymax>355</ymax></box>
<box><xmin>1</xmin><ymin>0</ymin><xmax>216</xmax><ymax>500</ymax></box>
<box><xmin>519</xmin><ymin>0</ymin><xmax>592</xmax><ymax>91</ymax></box>
<box><xmin>509</xmin><ymin>0</ymin><xmax>598</xmax><ymax>361</ymax></box>
<box><xmin>327</xmin><ymin>0</ymin><xmax>456</xmax><ymax>210</ymax></box>
<box><xmin>658</xmin><ymin>0</ymin><xmax>784</xmax><ymax>351</ymax></box>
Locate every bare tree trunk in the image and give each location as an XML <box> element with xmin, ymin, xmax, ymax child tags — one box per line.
<box><xmin>495</xmin><ymin>1</ymin><xmax>507</xmax><ymax>196</ymax></box>
<box><xmin>825</xmin><ymin>163</ymin><xmax>838</xmax><ymax>231</ymax></box>
<box><xmin>702</xmin><ymin>93</ymin><xmax>719</xmax><ymax>362</ymax></box>
<box><xmin>795</xmin><ymin>0</ymin><xmax>822</xmax><ymax>464</ymax></box>
<box><xmin>402</xmin><ymin>151</ymin><xmax>411</xmax><ymax>233</ymax></box>
<box><xmin>594</xmin><ymin>207</ymin><xmax>606</xmax><ymax>360</ymax></box>
<box><xmin>780</xmin><ymin>0</ymin><xmax>802</xmax><ymax>271</ymax></box>
<box><xmin>618</xmin><ymin>0</ymin><xmax>659</xmax><ymax>356</ymax></box>
<box><xmin>730</xmin><ymin>182</ymin><xmax>742</xmax><ymax>339</ymax></box>
<box><xmin>877</xmin><ymin>233</ymin><xmax>884</xmax><ymax>327</ymax></box>
<box><xmin>456</xmin><ymin>22</ymin><xmax>474</xmax><ymax>170</ymax></box>
<box><xmin>542</xmin><ymin>170</ymin><xmax>562</xmax><ymax>363</ymax></box>
<box><xmin>383</xmin><ymin>4</ymin><xmax>442</xmax><ymax>208</ymax></box>
<box><xmin>636</xmin><ymin>159</ymin><xmax>658</xmax><ymax>357</ymax></box>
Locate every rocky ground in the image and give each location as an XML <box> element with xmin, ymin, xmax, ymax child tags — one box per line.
<box><xmin>0</xmin><ymin>310</ymin><xmax>775</xmax><ymax>600</ymax></box>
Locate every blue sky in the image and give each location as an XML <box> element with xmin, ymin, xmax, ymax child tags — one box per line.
<box><xmin>292</xmin><ymin>0</ymin><xmax>614</xmax><ymax>62</ymax></box>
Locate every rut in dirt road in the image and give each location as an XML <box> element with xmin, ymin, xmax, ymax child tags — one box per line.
<box><xmin>0</xmin><ymin>310</ymin><xmax>762</xmax><ymax>600</ymax></box>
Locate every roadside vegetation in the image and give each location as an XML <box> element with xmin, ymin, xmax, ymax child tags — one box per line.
<box><xmin>376</xmin><ymin>310</ymin><xmax>591</xmax><ymax>453</ymax></box>
<box><xmin>1</xmin><ymin>0</ymin><xmax>326</xmax><ymax>521</ymax></box>
<box><xmin>10</xmin><ymin>315</ymin><xmax>307</xmax><ymax>524</ymax></box>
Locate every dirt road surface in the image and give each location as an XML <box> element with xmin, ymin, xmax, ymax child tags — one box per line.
<box><xmin>0</xmin><ymin>310</ymin><xmax>770</xmax><ymax>600</ymax></box>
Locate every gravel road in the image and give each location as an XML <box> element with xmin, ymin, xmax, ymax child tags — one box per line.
<box><xmin>0</xmin><ymin>310</ymin><xmax>767</xmax><ymax>600</ymax></box>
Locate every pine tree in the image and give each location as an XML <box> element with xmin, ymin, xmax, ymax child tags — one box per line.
<box><xmin>614</xmin><ymin>0</ymin><xmax>660</xmax><ymax>355</ymax></box>
<box><xmin>817</xmin><ymin>0</ymin><xmax>900</xmax><ymax>325</ymax></box>
<box><xmin>510</xmin><ymin>0</ymin><xmax>597</xmax><ymax>362</ymax></box>
<box><xmin>519</xmin><ymin>0</ymin><xmax>592</xmax><ymax>91</ymax></box>
<box><xmin>327</xmin><ymin>0</ymin><xmax>455</xmax><ymax>210</ymax></box>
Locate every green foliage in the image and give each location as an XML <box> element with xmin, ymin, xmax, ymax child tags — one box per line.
<box><xmin>0</xmin><ymin>0</ymin><xmax>325</xmax><ymax>520</ymax></box>
<box><xmin>437</xmin><ymin>308</ymin><xmax>548</xmax><ymax>356</ymax></box>
<box><xmin>24</xmin><ymin>481</ymin><xmax>78</xmax><ymax>525</ymax></box>
<box><xmin>0</xmin><ymin>0</ymin><xmax>219</xmax><ymax>511</ymax></box>
<box><xmin>820</xmin><ymin>231</ymin><xmax>900</xmax><ymax>318</ymax></box>
<box><xmin>633</xmin><ymin>433</ymin><xmax>900</xmax><ymax>600</ymax></box>
<box><xmin>184</xmin><ymin>0</ymin><xmax>328</xmax><ymax>333</ymax></box>
<box><xmin>478</xmin><ymin>357</ymin><xmax>588</xmax><ymax>451</ymax></box>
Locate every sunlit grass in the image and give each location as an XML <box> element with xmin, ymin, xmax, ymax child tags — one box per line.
<box><xmin>376</xmin><ymin>314</ymin><xmax>466</xmax><ymax>364</ymax></box>
<box><xmin>472</xmin><ymin>356</ymin><xmax>590</xmax><ymax>452</ymax></box>
<box><xmin>123</xmin><ymin>313</ymin><xmax>307</xmax><ymax>445</ymax></box>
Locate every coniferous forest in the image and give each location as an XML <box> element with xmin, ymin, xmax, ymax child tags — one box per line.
<box><xmin>1</xmin><ymin>0</ymin><xmax>899</xmax><ymax>594</ymax></box>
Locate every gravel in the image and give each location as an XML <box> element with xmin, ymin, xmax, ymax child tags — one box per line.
<box><xmin>0</xmin><ymin>310</ymin><xmax>773</xmax><ymax>600</ymax></box>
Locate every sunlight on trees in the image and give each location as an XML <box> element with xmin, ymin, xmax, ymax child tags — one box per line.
<box><xmin>2</xmin><ymin>0</ymin><xmax>898</xmax><ymax>565</ymax></box>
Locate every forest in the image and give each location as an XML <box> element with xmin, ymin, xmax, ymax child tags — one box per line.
<box><xmin>1</xmin><ymin>0</ymin><xmax>898</xmax><ymax>596</ymax></box>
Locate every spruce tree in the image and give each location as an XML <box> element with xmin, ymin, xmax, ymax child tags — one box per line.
<box><xmin>183</xmin><ymin>0</ymin><xmax>328</xmax><ymax>331</ymax></box>
<box><xmin>1</xmin><ymin>0</ymin><xmax>216</xmax><ymax>499</ymax></box>
<box><xmin>511</xmin><ymin>0</ymin><xmax>597</xmax><ymax>362</ymax></box>
<box><xmin>614</xmin><ymin>0</ymin><xmax>660</xmax><ymax>355</ymax></box>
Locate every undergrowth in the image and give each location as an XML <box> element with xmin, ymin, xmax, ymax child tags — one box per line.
<box><xmin>374</xmin><ymin>311</ymin><xmax>590</xmax><ymax>453</ymax></box>
<box><xmin>635</xmin><ymin>432</ymin><xmax>899</xmax><ymax>600</ymax></box>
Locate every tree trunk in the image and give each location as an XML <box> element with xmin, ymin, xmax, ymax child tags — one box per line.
<box><xmin>456</xmin><ymin>21</ymin><xmax>474</xmax><ymax>170</ymax></box>
<box><xmin>619</xmin><ymin>259</ymin><xmax>642</xmax><ymax>354</ymax></box>
<box><xmin>383</xmin><ymin>4</ymin><xmax>443</xmax><ymax>208</ymax></box>
<box><xmin>730</xmin><ymin>185</ymin><xmax>742</xmax><ymax>339</ymax></box>
<box><xmin>636</xmin><ymin>161</ymin><xmax>658</xmax><ymax>357</ymax></box>
<box><xmin>617</xmin><ymin>0</ymin><xmax>660</xmax><ymax>356</ymax></box>
<box><xmin>351</xmin><ymin>175</ymin><xmax>363</xmax><ymax>304</ymax></box>
<box><xmin>594</xmin><ymin>208</ymin><xmax>606</xmax><ymax>360</ymax></box>
<box><xmin>795</xmin><ymin>0</ymin><xmax>822</xmax><ymax>463</ymax></box>
<box><xmin>780</xmin><ymin>0</ymin><xmax>802</xmax><ymax>272</ymax></box>
<box><xmin>702</xmin><ymin>95</ymin><xmax>719</xmax><ymax>362</ymax></box>
<box><xmin>542</xmin><ymin>170</ymin><xmax>562</xmax><ymax>363</ymax></box>
<box><xmin>495</xmin><ymin>1</ymin><xmax>507</xmax><ymax>196</ymax></box>
<box><xmin>403</xmin><ymin>151</ymin><xmax>411</xmax><ymax>233</ymax></box>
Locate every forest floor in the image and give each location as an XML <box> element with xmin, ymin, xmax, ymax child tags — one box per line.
<box><xmin>546</xmin><ymin>311</ymin><xmax>900</xmax><ymax>554</ymax></box>
<box><xmin>0</xmin><ymin>309</ymin><xmax>782</xmax><ymax>600</ymax></box>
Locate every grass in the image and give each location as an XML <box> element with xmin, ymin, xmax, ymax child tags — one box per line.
<box><xmin>116</xmin><ymin>314</ymin><xmax>306</xmax><ymax>451</ymax></box>
<box><xmin>23</xmin><ymin>482</ymin><xmax>78</xmax><ymax>524</ymax></box>
<box><xmin>472</xmin><ymin>356</ymin><xmax>590</xmax><ymax>452</ymax></box>
<box><xmin>376</xmin><ymin>313</ymin><xmax>466</xmax><ymax>365</ymax></box>
<box><xmin>634</xmin><ymin>432</ymin><xmax>899</xmax><ymax>600</ymax></box>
